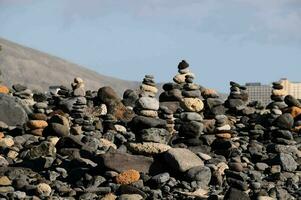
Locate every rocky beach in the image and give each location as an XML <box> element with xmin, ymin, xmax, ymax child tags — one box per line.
<box><xmin>0</xmin><ymin>60</ymin><xmax>300</xmax><ymax>200</ymax></box>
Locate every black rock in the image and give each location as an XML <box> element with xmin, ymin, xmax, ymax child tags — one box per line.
<box><xmin>274</xmin><ymin>113</ymin><xmax>294</xmax><ymax>130</ymax></box>
<box><xmin>122</xmin><ymin>89</ymin><xmax>139</xmax><ymax>107</ymax></box>
<box><xmin>284</xmin><ymin>95</ymin><xmax>301</xmax><ymax>107</ymax></box>
<box><xmin>178</xmin><ymin>60</ymin><xmax>189</xmax><ymax>70</ymax></box>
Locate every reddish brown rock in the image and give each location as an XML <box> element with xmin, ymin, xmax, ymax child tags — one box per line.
<box><xmin>27</xmin><ymin>120</ymin><xmax>48</xmax><ymax>130</ymax></box>
<box><xmin>115</xmin><ymin>169</ymin><xmax>140</xmax><ymax>185</ymax></box>
<box><xmin>0</xmin><ymin>86</ymin><xmax>9</xmax><ymax>94</ymax></box>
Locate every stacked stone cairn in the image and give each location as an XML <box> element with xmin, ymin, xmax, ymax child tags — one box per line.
<box><xmin>202</xmin><ymin>88</ymin><xmax>226</xmax><ymax>118</ymax></box>
<box><xmin>159</xmin><ymin>60</ymin><xmax>193</xmax><ymax>111</ymax></box>
<box><xmin>225</xmin><ymin>81</ymin><xmax>249</xmax><ymax>115</ymax></box>
<box><xmin>267</xmin><ymin>81</ymin><xmax>287</xmax><ymax>110</ymax></box>
<box><xmin>132</xmin><ymin>75</ymin><xmax>170</xmax><ymax>144</ymax></box>
<box><xmin>174</xmin><ymin>73</ymin><xmax>205</xmax><ymax>146</ymax></box>
<box><xmin>0</xmin><ymin>62</ymin><xmax>301</xmax><ymax>199</ymax></box>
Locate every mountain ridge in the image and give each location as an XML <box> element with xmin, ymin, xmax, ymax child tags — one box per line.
<box><xmin>0</xmin><ymin>37</ymin><xmax>139</xmax><ymax>95</ymax></box>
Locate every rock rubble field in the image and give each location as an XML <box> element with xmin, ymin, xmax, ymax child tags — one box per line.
<box><xmin>0</xmin><ymin>60</ymin><xmax>300</xmax><ymax>200</ymax></box>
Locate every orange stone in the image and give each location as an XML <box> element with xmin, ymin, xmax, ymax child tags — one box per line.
<box><xmin>216</xmin><ymin>133</ymin><xmax>232</xmax><ymax>139</ymax></box>
<box><xmin>0</xmin><ymin>132</ymin><xmax>4</xmax><ymax>139</ymax></box>
<box><xmin>27</xmin><ymin>120</ymin><xmax>48</xmax><ymax>130</ymax></box>
<box><xmin>202</xmin><ymin>88</ymin><xmax>218</xmax><ymax>96</ymax></box>
<box><xmin>115</xmin><ymin>169</ymin><xmax>140</xmax><ymax>185</ymax></box>
<box><xmin>0</xmin><ymin>86</ymin><xmax>9</xmax><ymax>94</ymax></box>
<box><xmin>285</xmin><ymin>106</ymin><xmax>301</xmax><ymax>118</ymax></box>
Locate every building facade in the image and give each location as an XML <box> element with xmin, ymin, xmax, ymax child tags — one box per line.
<box><xmin>245</xmin><ymin>82</ymin><xmax>272</xmax><ymax>105</ymax></box>
<box><xmin>279</xmin><ymin>79</ymin><xmax>301</xmax><ymax>99</ymax></box>
<box><xmin>244</xmin><ymin>79</ymin><xmax>301</xmax><ymax>106</ymax></box>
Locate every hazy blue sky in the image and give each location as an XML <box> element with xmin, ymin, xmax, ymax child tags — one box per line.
<box><xmin>0</xmin><ymin>0</ymin><xmax>301</xmax><ymax>92</ymax></box>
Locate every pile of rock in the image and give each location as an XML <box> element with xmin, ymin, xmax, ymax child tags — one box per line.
<box><xmin>225</xmin><ymin>81</ymin><xmax>249</xmax><ymax>114</ymax></box>
<box><xmin>175</xmin><ymin>75</ymin><xmax>205</xmax><ymax>142</ymax></box>
<box><xmin>132</xmin><ymin>75</ymin><xmax>170</xmax><ymax>144</ymax></box>
<box><xmin>0</xmin><ymin>63</ymin><xmax>300</xmax><ymax>200</ymax></box>
<box><xmin>159</xmin><ymin>60</ymin><xmax>194</xmax><ymax>111</ymax></box>
<box><xmin>202</xmin><ymin>88</ymin><xmax>226</xmax><ymax>118</ymax></box>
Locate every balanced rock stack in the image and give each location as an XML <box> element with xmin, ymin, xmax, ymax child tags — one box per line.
<box><xmin>173</xmin><ymin>60</ymin><xmax>195</xmax><ymax>87</ymax></box>
<box><xmin>270</xmin><ymin>94</ymin><xmax>301</xmax><ymax>145</ymax></box>
<box><xmin>70</xmin><ymin>77</ymin><xmax>87</xmax><ymax>119</ymax></box>
<box><xmin>225</xmin><ymin>81</ymin><xmax>248</xmax><ymax>114</ymax></box>
<box><xmin>267</xmin><ymin>81</ymin><xmax>287</xmax><ymax>109</ymax></box>
<box><xmin>1</xmin><ymin>60</ymin><xmax>301</xmax><ymax>199</ymax></box>
<box><xmin>27</xmin><ymin>101</ymin><xmax>49</xmax><ymax>136</ymax></box>
<box><xmin>159</xmin><ymin>105</ymin><xmax>175</xmax><ymax>134</ymax></box>
<box><xmin>175</xmin><ymin>75</ymin><xmax>205</xmax><ymax>141</ymax></box>
<box><xmin>12</xmin><ymin>84</ymin><xmax>34</xmax><ymax>103</ymax></box>
<box><xmin>202</xmin><ymin>88</ymin><xmax>226</xmax><ymax>118</ymax></box>
<box><xmin>214</xmin><ymin>115</ymin><xmax>232</xmax><ymax>140</ymax></box>
<box><xmin>139</xmin><ymin>75</ymin><xmax>158</xmax><ymax>98</ymax></box>
<box><xmin>132</xmin><ymin>75</ymin><xmax>169</xmax><ymax>144</ymax></box>
<box><xmin>159</xmin><ymin>60</ymin><xmax>194</xmax><ymax>112</ymax></box>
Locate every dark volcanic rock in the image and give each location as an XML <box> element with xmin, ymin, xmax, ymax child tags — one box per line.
<box><xmin>274</xmin><ymin>113</ymin><xmax>294</xmax><ymax>130</ymax></box>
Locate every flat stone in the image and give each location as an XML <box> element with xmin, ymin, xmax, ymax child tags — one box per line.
<box><xmin>216</xmin><ymin>133</ymin><xmax>232</xmax><ymax>139</ymax></box>
<box><xmin>255</xmin><ymin>162</ymin><xmax>269</xmax><ymax>171</ymax></box>
<box><xmin>139</xmin><ymin>110</ymin><xmax>158</xmax><ymax>118</ymax></box>
<box><xmin>128</xmin><ymin>142</ymin><xmax>171</xmax><ymax>155</ymax></box>
<box><xmin>164</xmin><ymin>148</ymin><xmax>204</xmax><ymax>172</ymax></box>
<box><xmin>140</xmin><ymin>84</ymin><xmax>158</xmax><ymax>94</ymax></box>
<box><xmin>180</xmin><ymin>112</ymin><xmax>203</xmax><ymax>122</ymax></box>
<box><xmin>131</xmin><ymin>116</ymin><xmax>166</xmax><ymax>131</ymax></box>
<box><xmin>101</xmin><ymin>152</ymin><xmax>154</xmax><ymax>173</ymax></box>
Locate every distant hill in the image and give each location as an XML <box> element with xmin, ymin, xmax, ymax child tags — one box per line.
<box><xmin>0</xmin><ymin>38</ymin><xmax>139</xmax><ymax>95</ymax></box>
